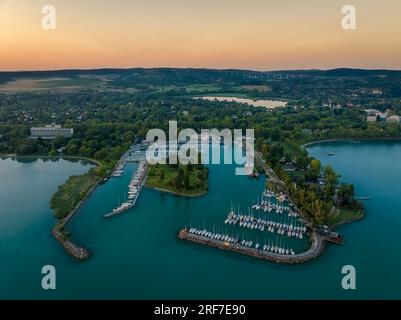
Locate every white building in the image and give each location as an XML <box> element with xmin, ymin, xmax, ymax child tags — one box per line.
<box><xmin>366</xmin><ymin>116</ymin><xmax>377</xmax><ymax>122</ymax></box>
<box><xmin>387</xmin><ymin>115</ymin><xmax>400</xmax><ymax>124</ymax></box>
<box><xmin>30</xmin><ymin>125</ymin><xmax>74</xmax><ymax>139</ymax></box>
<box><xmin>364</xmin><ymin>109</ymin><xmax>388</xmax><ymax>121</ymax></box>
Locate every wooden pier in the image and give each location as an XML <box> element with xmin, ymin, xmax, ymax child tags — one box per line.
<box><xmin>179</xmin><ymin>229</ymin><xmax>325</xmax><ymax>265</ymax></box>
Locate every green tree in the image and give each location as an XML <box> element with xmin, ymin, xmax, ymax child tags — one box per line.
<box><xmin>49</xmin><ymin>149</ymin><xmax>58</xmax><ymax>157</ymax></box>
<box><xmin>184</xmin><ymin>169</ymin><xmax>190</xmax><ymax>189</ymax></box>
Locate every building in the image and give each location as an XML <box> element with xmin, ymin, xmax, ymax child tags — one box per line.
<box><xmin>30</xmin><ymin>125</ymin><xmax>74</xmax><ymax>139</ymax></box>
<box><xmin>364</xmin><ymin>109</ymin><xmax>388</xmax><ymax>122</ymax></box>
<box><xmin>282</xmin><ymin>162</ymin><xmax>297</xmax><ymax>172</ymax></box>
<box><xmin>377</xmin><ymin>112</ymin><xmax>388</xmax><ymax>120</ymax></box>
<box><xmin>366</xmin><ymin>115</ymin><xmax>377</xmax><ymax>122</ymax></box>
<box><xmin>387</xmin><ymin>115</ymin><xmax>400</xmax><ymax>123</ymax></box>
<box><xmin>364</xmin><ymin>108</ymin><xmax>380</xmax><ymax>115</ymax></box>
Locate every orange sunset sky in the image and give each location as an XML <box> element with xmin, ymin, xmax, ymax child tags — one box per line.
<box><xmin>1</xmin><ymin>0</ymin><xmax>401</xmax><ymax>71</ymax></box>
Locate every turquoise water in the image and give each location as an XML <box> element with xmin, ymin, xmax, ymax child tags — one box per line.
<box><xmin>1</xmin><ymin>141</ymin><xmax>401</xmax><ymax>299</ymax></box>
<box><xmin>0</xmin><ymin>157</ymin><xmax>93</xmax><ymax>300</ymax></box>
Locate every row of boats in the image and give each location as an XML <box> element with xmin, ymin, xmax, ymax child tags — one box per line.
<box><xmin>188</xmin><ymin>227</ymin><xmax>296</xmax><ymax>256</ymax></box>
<box><xmin>112</xmin><ymin>165</ymin><xmax>125</xmax><ymax>178</ymax></box>
<box><xmin>104</xmin><ymin>161</ymin><xmax>147</xmax><ymax>219</ymax></box>
<box><xmin>111</xmin><ymin>150</ymin><xmax>131</xmax><ymax>177</ymax></box>
<box><xmin>128</xmin><ymin>162</ymin><xmax>147</xmax><ymax>201</ymax></box>
<box><xmin>224</xmin><ymin>212</ymin><xmax>306</xmax><ymax>239</ymax></box>
<box><xmin>111</xmin><ymin>144</ymin><xmax>144</xmax><ymax>177</ymax></box>
<box><xmin>252</xmin><ymin>191</ymin><xmax>299</xmax><ymax>218</ymax></box>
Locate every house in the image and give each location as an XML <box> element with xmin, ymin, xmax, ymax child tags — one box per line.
<box><xmin>366</xmin><ymin>115</ymin><xmax>377</xmax><ymax>122</ymax></box>
<box><xmin>283</xmin><ymin>162</ymin><xmax>297</xmax><ymax>172</ymax></box>
<box><xmin>387</xmin><ymin>115</ymin><xmax>400</xmax><ymax>123</ymax></box>
<box><xmin>364</xmin><ymin>109</ymin><xmax>388</xmax><ymax>121</ymax></box>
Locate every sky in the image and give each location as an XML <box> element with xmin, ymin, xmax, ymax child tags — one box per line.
<box><xmin>1</xmin><ymin>0</ymin><xmax>401</xmax><ymax>71</ymax></box>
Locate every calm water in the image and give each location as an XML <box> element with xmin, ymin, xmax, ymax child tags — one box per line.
<box><xmin>1</xmin><ymin>141</ymin><xmax>401</xmax><ymax>299</ymax></box>
<box><xmin>196</xmin><ymin>96</ymin><xmax>287</xmax><ymax>109</ymax></box>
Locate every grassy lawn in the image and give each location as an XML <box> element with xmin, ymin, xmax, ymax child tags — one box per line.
<box><xmin>286</xmin><ymin>170</ymin><xmax>305</xmax><ymax>181</ymax></box>
<box><xmin>328</xmin><ymin>208</ymin><xmax>364</xmax><ymax>227</ymax></box>
<box><xmin>184</xmin><ymin>84</ymin><xmax>221</xmax><ymax>93</ymax></box>
<box><xmin>38</xmin><ymin>78</ymin><xmax>100</xmax><ymax>89</ymax></box>
<box><xmin>152</xmin><ymin>85</ymin><xmax>178</xmax><ymax>92</ymax></box>
<box><xmin>50</xmin><ymin>172</ymin><xmax>98</xmax><ymax>220</ymax></box>
<box><xmin>0</xmin><ymin>77</ymin><xmax>106</xmax><ymax>92</ymax></box>
<box><xmin>241</xmin><ymin>85</ymin><xmax>272</xmax><ymax>92</ymax></box>
<box><xmin>146</xmin><ymin>164</ymin><xmax>208</xmax><ymax>196</ymax></box>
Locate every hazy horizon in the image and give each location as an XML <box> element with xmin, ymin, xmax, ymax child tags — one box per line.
<box><xmin>1</xmin><ymin>0</ymin><xmax>401</xmax><ymax>71</ymax></box>
<box><xmin>2</xmin><ymin>66</ymin><xmax>401</xmax><ymax>74</ymax></box>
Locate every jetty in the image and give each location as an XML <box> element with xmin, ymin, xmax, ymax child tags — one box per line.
<box><xmin>52</xmin><ymin>178</ymin><xmax>99</xmax><ymax>260</ymax></box>
<box><xmin>104</xmin><ymin>161</ymin><xmax>148</xmax><ymax>219</ymax></box>
<box><xmin>52</xmin><ymin>227</ymin><xmax>89</xmax><ymax>260</ymax></box>
<box><xmin>179</xmin><ymin>228</ymin><xmax>325</xmax><ymax>264</ymax></box>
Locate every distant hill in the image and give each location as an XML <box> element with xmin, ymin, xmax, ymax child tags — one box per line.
<box><xmin>1</xmin><ymin>67</ymin><xmax>401</xmax><ymax>91</ymax></box>
<box><xmin>1</xmin><ymin>67</ymin><xmax>401</xmax><ymax>79</ymax></box>
<box><xmin>271</xmin><ymin>68</ymin><xmax>401</xmax><ymax>77</ymax></box>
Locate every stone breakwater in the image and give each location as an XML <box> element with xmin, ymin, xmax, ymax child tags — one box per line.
<box><xmin>179</xmin><ymin>229</ymin><xmax>325</xmax><ymax>264</ymax></box>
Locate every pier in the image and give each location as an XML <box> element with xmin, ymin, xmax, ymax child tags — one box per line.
<box><xmin>104</xmin><ymin>161</ymin><xmax>148</xmax><ymax>219</ymax></box>
<box><xmin>52</xmin><ymin>227</ymin><xmax>89</xmax><ymax>260</ymax></box>
<box><xmin>179</xmin><ymin>229</ymin><xmax>325</xmax><ymax>264</ymax></box>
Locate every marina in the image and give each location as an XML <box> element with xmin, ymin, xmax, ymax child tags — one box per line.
<box><xmin>179</xmin><ymin>148</ymin><xmax>322</xmax><ymax>263</ymax></box>
<box><xmin>179</xmin><ymin>185</ymin><xmax>320</xmax><ymax>263</ymax></box>
<box><xmin>104</xmin><ymin>161</ymin><xmax>147</xmax><ymax>219</ymax></box>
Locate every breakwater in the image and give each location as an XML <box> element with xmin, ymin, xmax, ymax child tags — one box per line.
<box><xmin>179</xmin><ymin>229</ymin><xmax>325</xmax><ymax>264</ymax></box>
<box><xmin>52</xmin><ymin>178</ymin><xmax>99</xmax><ymax>260</ymax></box>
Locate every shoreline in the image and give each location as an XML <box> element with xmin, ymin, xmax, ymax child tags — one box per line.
<box><xmin>0</xmin><ymin>154</ymin><xmax>102</xmax><ymax>166</ymax></box>
<box><xmin>0</xmin><ymin>154</ymin><xmax>103</xmax><ymax>261</ymax></box>
<box><xmin>301</xmin><ymin>139</ymin><xmax>375</xmax><ymax>230</ymax></box>
<box><xmin>330</xmin><ymin>209</ymin><xmax>365</xmax><ymax>230</ymax></box>
<box><xmin>301</xmin><ymin>137</ymin><xmax>401</xmax><ymax>149</ymax></box>
<box><xmin>145</xmin><ymin>185</ymin><xmax>207</xmax><ymax>198</ymax></box>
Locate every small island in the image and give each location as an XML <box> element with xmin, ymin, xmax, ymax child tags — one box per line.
<box><xmin>146</xmin><ymin>162</ymin><xmax>209</xmax><ymax>197</ymax></box>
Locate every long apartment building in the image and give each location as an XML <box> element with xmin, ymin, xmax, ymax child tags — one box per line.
<box><xmin>30</xmin><ymin>124</ymin><xmax>74</xmax><ymax>139</ymax></box>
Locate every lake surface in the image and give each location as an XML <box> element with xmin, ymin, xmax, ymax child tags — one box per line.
<box><xmin>1</xmin><ymin>141</ymin><xmax>401</xmax><ymax>299</ymax></box>
<box><xmin>196</xmin><ymin>96</ymin><xmax>287</xmax><ymax>109</ymax></box>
